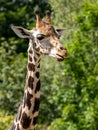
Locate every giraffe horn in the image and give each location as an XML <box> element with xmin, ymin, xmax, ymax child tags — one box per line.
<box><xmin>45</xmin><ymin>10</ymin><xmax>51</xmax><ymax>24</ymax></box>
<box><xmin>35</xmin><ymin>10</ymin><xmax>42</xmax><ymax>28</ymax></box>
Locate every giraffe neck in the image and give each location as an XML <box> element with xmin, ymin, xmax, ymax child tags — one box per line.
<box><xmin>9</xmin><ymin>40</ymin><xmax>41</xmax><ymax>130</ymax></box>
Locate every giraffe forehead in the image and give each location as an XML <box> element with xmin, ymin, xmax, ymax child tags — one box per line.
<box><xmin>37</xmin><ymin>23</ymin><xmax>57</xmax><ymax>36</ymax></box>
<box><xmin>39</xmin><ymin>28</ymin><xmax>55</xmax><ymax>36</ymax></box>
<box><xmin>31</xmin><ymin>22</ymin><xmax>58</xmax><ymax>39</ymax></box>
<box><xmin>31</xmin><ymin>29</ymin><xmax>40</xmax><ymax>37</ymax></box>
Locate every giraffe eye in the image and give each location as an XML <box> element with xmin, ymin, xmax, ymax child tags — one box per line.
<box><xmin>36</xmin><ymin>34</ymin><xmax>46</xmax><ymax>40</ymax></box>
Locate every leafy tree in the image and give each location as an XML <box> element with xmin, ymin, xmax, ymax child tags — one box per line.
<box><xmin>48</xmin><ymin>0</ymin><xmax>98</xmax><ymax>130</ymax></box>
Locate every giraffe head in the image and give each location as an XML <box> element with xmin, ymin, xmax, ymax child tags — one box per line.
<box><xmin>11</xmin><ymin>11</ymin><xmax>67</xmax><ymax>61</ymax></box>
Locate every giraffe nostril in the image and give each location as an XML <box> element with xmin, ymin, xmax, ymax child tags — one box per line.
<box><xmin>60</xmin><ymin>47</ymin><xmax>65</xmax><ymax>50</ymax></box>
<box><xmin>60</xmin><ymin>47</ymin><xmax>64</xmax><ymax>50</ymax></box>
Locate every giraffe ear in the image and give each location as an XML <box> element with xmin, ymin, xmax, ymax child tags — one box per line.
<box><xmin>11</xmin><ymin>25</ymin><xmax>31</xmax><ymax>38</ymax></box>
<box><xmin>56</xmin><ymin>29</ymin><xmax>66</xmax><ymax>37</ymax></box>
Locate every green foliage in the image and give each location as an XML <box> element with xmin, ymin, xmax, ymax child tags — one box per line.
<box><xmin>48</xmin><ymin>0</ymin><xmax>98</xmax><ymax>130</ymax></box>
<box><xmin>0</xmin><ymin>115</ymin><xmax>14</xmax><ymax>130</ymax></box>
<box><xmin>39</xmin><ymin>57</ymin><xmax>63</xmax><ymax>123</ymax></box>
<box><xmin>0</xmin><ymin>0</ymin><xmax>98</xmax><ymax>130</ymax></box>
<box><xmin>0</xmin><ymin>0</ymin><xmax>51</xmax><ymax>38</ymax></box>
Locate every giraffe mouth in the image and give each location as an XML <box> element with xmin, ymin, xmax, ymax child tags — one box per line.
<box><xmin>56</xmin><ymin>54</ymin><xmax>64</xmax><ymax>61</ymax></box>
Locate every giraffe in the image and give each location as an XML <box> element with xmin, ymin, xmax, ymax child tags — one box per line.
<box><xmin>9</xmin><ymin>11</ymin><xmax>67</xmax><ymax>130</ymax></box>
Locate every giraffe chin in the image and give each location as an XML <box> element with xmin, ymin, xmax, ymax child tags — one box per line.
<box><xmin>56</xmin><ymin>54</ymin><xmax>65</xmax><ymax>62</ymax></box>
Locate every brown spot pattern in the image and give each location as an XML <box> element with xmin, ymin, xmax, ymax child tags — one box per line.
<box><xmin>36</xmin><ymin>52</ymin><xmax>40</xmax><ymax>56</ymax></box>
<box><xmin>17</xmin><ymin>124</ymin><xmax>20</xmax><ymax>130</ymax></box>
<box><xmin>34</xmin><ymin>56</ymin><xmax>37</xmax><ymax>62</ymax></box>
<box><xmin>21</xmin><ymin>112</ymin><xmax>31</xmax><ymax>129</ymax></box>
<box><xmin>29</xmin><ymin>49</ymin><xmax>33</xmax><ymax>54</ymax></box>
<box><xmin>16</xmin><ymin>106</ymin><xmax>22</xmax><ymax>121</ymax></box>
<box><xmin>25</xmin><ymin>92</ymin><xmax>33</xmax><ymax>109</ymax></box>
<box><xmin>37</xmin><ymin>64</ymin><xmax>40</xmax><ymax>68</ymax></box>
<box><xmin>35</xmin><ymin>80</ymin><xmax>40</xmax><ymax>93</ymax></box>
<box><xmin>35</xmin><ymin>72</ymin><xmax>39</xmax><ymax>79</ymax></box>
<box><xmin>35</xmin><ymin>47</ymin><xmax>40</xmax><ymax>52</ymax></box>
<box><xmin>28</xmin><ymin>63</ymin><xmax>35</xmax><ymax>71</ymax></box>
<box><xmin>28</xmin><ymin>76</ymin><xmax>34</xmax><ymax>89</ymax></box>
<box><xmin>32</xmin><ymin>98</ymin><xmax>40</xmax><ymax>114</ymax></box>
<box><xmin>29</xmin><ymin>55</ymin><xmax>32</xmax><ymax>62</ymax></box>
<box><xmin>33</xmin><ymin>116</ymin><xmax>38</xmax><ymax>125</ymax></box>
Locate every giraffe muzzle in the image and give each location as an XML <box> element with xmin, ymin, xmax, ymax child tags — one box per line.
<box><xmin>56</xmin><ymin>54</ymin><xmax>64</xmax><ymax>61</ymax></box>
<box><xmin>56</xmin><ymin>48</ymin><xmax>67</xmax><ymax>61</ymax></box>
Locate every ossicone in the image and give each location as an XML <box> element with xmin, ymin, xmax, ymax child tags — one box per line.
<box><xmin>45</xmin><ymin>10</ymin><xmax>51</xmax><ymax>24</ymax></box>
<box><xmin>35</xmin><ymin>10</ymin><xmax>43</xmax><ymax>28</ymax></box>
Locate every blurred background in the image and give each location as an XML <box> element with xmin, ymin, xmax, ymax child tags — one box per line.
<box><xmin>0</xmin><ymin>0</ymin><xmax>98</xmax><ymax>130</ymax></box>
